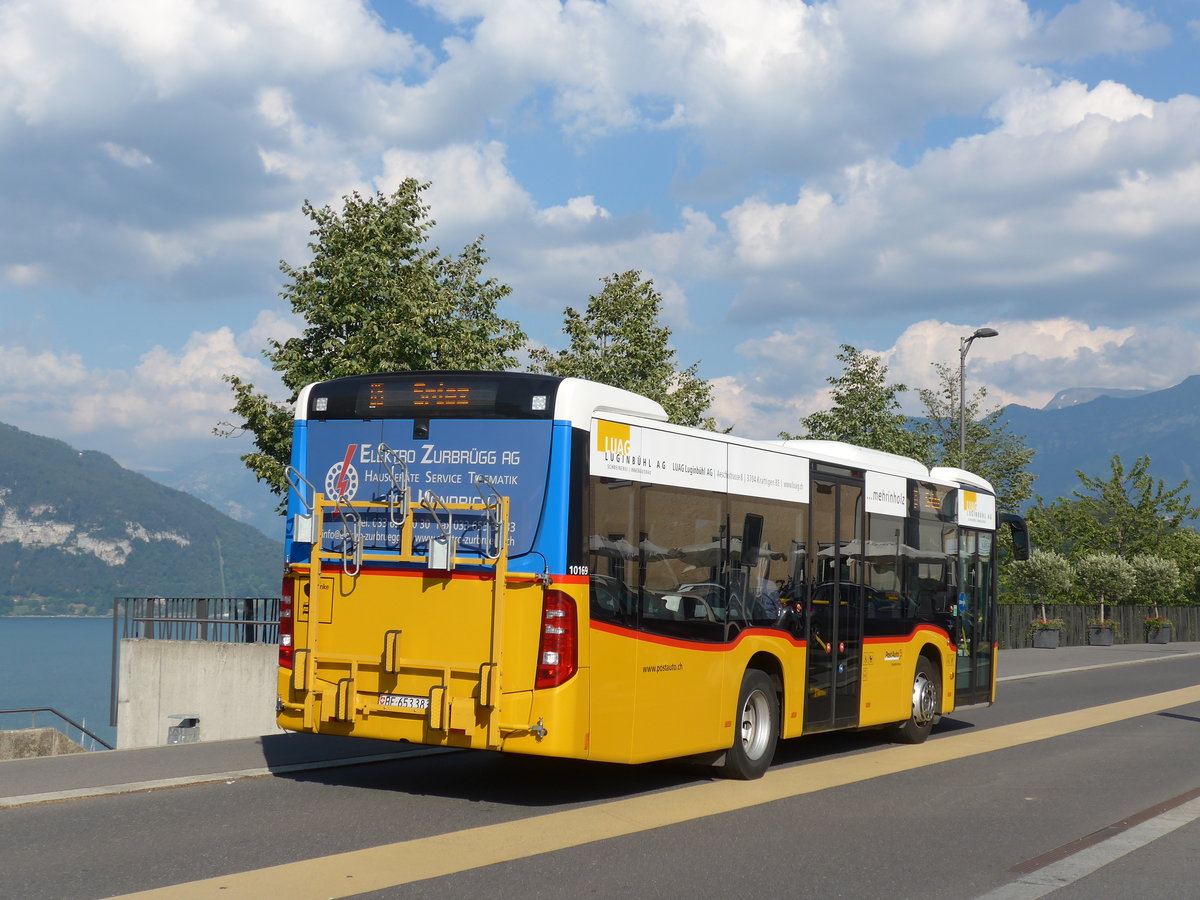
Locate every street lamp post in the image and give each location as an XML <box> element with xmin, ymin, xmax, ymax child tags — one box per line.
<box><xmin>959</xmin><ymin>327</ymin><xmax>999</xmax><ymax>468</ymax></box>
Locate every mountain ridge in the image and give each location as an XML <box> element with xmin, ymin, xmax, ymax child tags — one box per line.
<box><xmin>0</xmin><ymin>422</ymin><xmax>282</xmax><ymax>615</ymax></box>
<box><xmin>1002</xmin><ymin>375</ymin><xmax>1200</xmax><ymax>504</ymax></box>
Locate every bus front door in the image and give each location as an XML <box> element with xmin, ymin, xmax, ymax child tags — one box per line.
<box><xmin>804</xmin><ymin>477</ymin><xmax>864</xmax><ymax>733</ymax></box>
<box><xmin>955</xmin><ymin>529</ymin><xmax>995</xmax><ymax>706</ymax></box>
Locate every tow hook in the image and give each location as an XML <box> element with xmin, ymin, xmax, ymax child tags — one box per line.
<box><xmin>530</xmin><ymin>717</ymin><xmax>547</xmax><ymax>741</ymax></box>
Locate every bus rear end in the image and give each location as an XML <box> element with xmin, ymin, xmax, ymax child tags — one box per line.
<box><xmin>275</xmin><ymin>372</ymin><xmax>593</xmax><ymax>760</ymax></box>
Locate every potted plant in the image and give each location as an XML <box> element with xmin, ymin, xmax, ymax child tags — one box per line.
<box><xmin>1074</xmin><ymin>554</ymin><xmax>1134</xmax><ymax>646</ymax></box>
<box><xmin>1008</xmin><ymin>550</ymin><xmax>1073</xmax><ymax>649</ymax></box>
<box><xmin>1144</xmin><ymin>615</ymin><xmax>1173</xmax><ymax>644</ymax></box>
<box><xmin>1028</xmin><ymin>617</ymin><xmax>1066</xmax><ymax>649</ymax></box>
<box><xmin>1087</xmin><ymin>618</ymin><xmax>1120</xmax><ymax>646</ymax></box>
<box><xmin>1128</xmin><ymin>554</ymin><xmax>1180</xmax><ymax>645</ymax></box>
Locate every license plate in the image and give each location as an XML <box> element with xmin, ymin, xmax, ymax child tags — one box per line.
<box><xmin>378</xmin><ymin>693</ymin><xmax>430</xmax><ymax>711</ymax></box>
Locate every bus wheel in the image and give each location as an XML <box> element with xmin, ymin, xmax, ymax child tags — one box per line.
<box><xmin>891</xmin><ymin>656</ymin><xmax>938</xmax><ymax>744</ymax></box>
<box><xmin>721</xmin><ymin>669</ymin><xmax>779</xmax><ymax>780</ymax></box>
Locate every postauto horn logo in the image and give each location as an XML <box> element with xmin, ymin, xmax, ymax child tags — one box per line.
<box><xmin>596</xmin><ymin>420</ymin><xmax>632</xmax><ymax>456</ymax></box>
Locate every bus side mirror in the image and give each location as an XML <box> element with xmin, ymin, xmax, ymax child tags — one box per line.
<box><xmin>999</xmin><ymin>513</ymin><xmax>1031</xmax><ymax>561</ymax></box>
<box><xmin>741</xmin><ymin>513</ymin><xmax>764</xmax><ymax>568</ymax></box>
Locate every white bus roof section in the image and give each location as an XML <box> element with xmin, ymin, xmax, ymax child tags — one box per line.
<box><xmin>929</xmin><ymin>466</ymin><xmax>996</xmax><ymax>494</ymax></box>
<box><xmin>554</xmin><ymin>377</ymin><xmax>668</xmax><ymax>428</ymax></box>
<box><xmin>773</xmin><ymin>439</ymin><xmax>929</xmax><ymax>480</ymax></box>
<box><xmin>295</xmin><ymin>383</ymin><xmax>315</xmax><ymax>420</ymax></box>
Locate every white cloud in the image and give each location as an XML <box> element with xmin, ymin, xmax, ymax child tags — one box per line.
<box><xmin>991</xmin><ymin>78</ymin><xmax>1154</xmax><ymax>137</ymax></box>
<box><xmin>101</xmin><ymin>141</ymin><xmax>153</xmax><ymax>168</ymax></box>
<box><xmin>720</xmin><ymin>79</ymin><xmax>1200</xmax><ymax>327</ymax></box>
<box><xmin>3</xmin><ymin>263</ymin><xmax>44</xmax><ymax>286</ymax></box>
<box><xmin>714</xmin><ymin>316</ymin><xmax>1200</xmax><ymax>441</ymax></box>
<box><xmin>378</xmin><ymin>141</ymin><xmax>534</xmax><ymax>228</ymax></box>
<box><xmin>0</xmin><ymin>320</ymin><xmax>288</xmax><ymax>466</ymax></box>
<box><xmin>535</xmin><ymin>196</ymin><xmax>611</xmax><ymax>230</ymax></box>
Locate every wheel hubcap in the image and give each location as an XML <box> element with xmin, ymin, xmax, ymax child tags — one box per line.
<box><xmin>911</xmin><ymin>672</ymin><xmax>936</xmax><ymax>726</ymax></box>
<box><xmin>741</xmin><ymin>689</ymin><xmax>771</xmax><ymax>759</ymax></box>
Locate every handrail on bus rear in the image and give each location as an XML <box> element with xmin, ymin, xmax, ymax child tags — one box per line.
<box><xmin>376</xmin><ymin>442</ymin><xmax>411</xmax><ymax>527</ymax></box>
<box><xmin>473</xmin><ymin>474</ymin><xmax>504</xmax><ymax>561</ymax></box>
<box><xmin>332</xmin><ymin>490</ymin><xmax>363</xmax><ymax>577</ymax></box>
<box><xmin>285</xmin><ymin>465</ymin><xmax>315</xmax><ymax>513</ymax></box>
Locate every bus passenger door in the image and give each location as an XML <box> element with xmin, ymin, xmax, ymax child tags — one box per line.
<box><xmin>805</xmin><ymin>477</ymin><xmax>864</xmax><ymax>733</ymax></box>
<box><xmin>955</xmin><ymin>529</ymin><xmax>995</xmax><ymax>706</ymax></box>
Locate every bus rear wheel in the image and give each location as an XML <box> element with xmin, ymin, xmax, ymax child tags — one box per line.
<box><xmin>720</xmin><ymin>669</ymin><xmax>779</xmax><ymax>780</ymax></box>
<box><xmin>890</xmin><ymin>656</ymin><xmax>938</xmax><ymax>744</ymax></box>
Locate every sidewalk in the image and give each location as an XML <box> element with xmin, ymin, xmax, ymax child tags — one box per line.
<box><xmin>998</xmin><ymin>640</ymin><xmax>1200</xmax><ymax>681</ymax></box>
<box><xmin>0</xmin><ymin>731</ymin><xmax>438</xmax><ymax>808</ymax></box>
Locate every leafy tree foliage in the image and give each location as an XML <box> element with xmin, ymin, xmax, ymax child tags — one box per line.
<box><xmin>528</xmin><ymin>270</ymin><xmax>714</xmax><ymax>427</ymax></box>
<box><xmin>1159</xmin><ymin>529</ymin><xmax>1200</xmax><ymax>605</ymax></box>
<box><xmin>1006</xmin><ymin>549</ymin><xmax>1073</xmax><ymax>620</ymax></box>
<box><xmin>221</xmin><ymin>180</ymin><xmax>526</xmax><ymax>501</ymax></box>
<box><xmin>1028</xmin><ymin>455</ymin><xmax>1200</xmax><ymax>560</ymax></box>
<box><xmin>1127</xmin><ymin>554</ymin><xmax>1180</xmax><ymax>616</ymax></box>
<box><xmin>1073</xmin><ymin>552</ymin><xmax>1135</xmax><ymax>622</ymax></box>
<box><xmin>917</xmin><ymin>363</ymin><xmax>1035</xmax><ymax>513</ymax></box>
<box><xmin>781</xmin><ymin>345</ymin><xmax>932</xmax><ymax>459</ymax></box>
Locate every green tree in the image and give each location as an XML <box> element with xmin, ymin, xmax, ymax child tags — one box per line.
<box><xmin>1029</xmin><ymin>455</ymin><xmax>1200</xmax><ymax>559</ymax></box>
<box><xmin>1127</xmin><ymin>554</ymin><xmax>1180</xmax><ymax>617</ymax></box>
<box><xmin>1159</xmin><ymin>529</ymin><xmax>1200</xmax><ymax>605</ymax></box>
<box><xmin>220</xmin><ymin>179</ymin><xmax>526</xmax><ymax>502</ymax></box>
<box><xmin>529</xmin><ymin>270</ymin><xmax>714</xmax><ymax>427</ymax></box>
<box><xmin>1073</xmin><ymin>552</ymin><xmax>1135</xmax><ymax>624</ymax></box>
<box><xmin>917</xmin><ymin>363</ymin><xmax>1035</xmax><ymax>512</ymax></box>
<box><xmin>1006</xmin><ymin>549</ymin><xmax>1073</xmax><ymax>621</ymax></box>
<box><xmin>781</xmin><ymin>345</ymin><xmax>932</xmax><ymax>459</ymax></box>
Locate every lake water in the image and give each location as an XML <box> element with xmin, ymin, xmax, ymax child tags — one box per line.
<box><xmin>0</xmin><ymin>617</ymin><xmax>116</xmax><ymax>749</ymax></box>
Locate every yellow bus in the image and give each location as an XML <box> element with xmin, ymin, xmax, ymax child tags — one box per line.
<box><xmin>276</xmin><ymin>371</ymin><xmax>1028</xmax><ymax>779</ymax></box>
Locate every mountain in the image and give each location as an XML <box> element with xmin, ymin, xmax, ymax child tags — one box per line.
<box><xmin>138</xmin><ymin>447</ymin><xmax>283</xmax><ymax>540</ymax></box>
<box><xmin>1041</xmin><ymin>386</ymin><xmax>1148</xmax><ymax>411</ymax></box>
<box><xmin>0</xmin><ymin>422</ymin><xmax>283</xmax><ymax>616</ymax></box>
<box><xmin>1003</xmin><ymin>375</ymin><xmax>1200</xmax><ymax>505</ymax></box>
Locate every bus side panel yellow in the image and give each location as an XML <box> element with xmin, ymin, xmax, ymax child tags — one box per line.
<box><xmin>858</xmin><ymin>632</ymin><xmax>956</xmax><ymax>728</ymax></box>
<box><xmin>585</xmin><ymin>624</ymin><xmax>638</xmax><ymax>763</ymax></box>
<box><xmin>723</xmin><ymin>634</ymin><xmax>804</xmax><ymax>741</ymax></box>
<box><xmin>858</xmin><ymin>640</ymin><xmax>910</xmax><ymax>728</ymax></box>
<box><xmin>628</xmin><ymin>637</ymin><xmax>724</xmax><ymax>763</ymax></box>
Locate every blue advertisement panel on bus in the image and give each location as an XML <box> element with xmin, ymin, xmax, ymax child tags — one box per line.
<box><xmin>297</xmin><ymin>418</ymin><xmax>556</xmax><ymax>565</ymax></box>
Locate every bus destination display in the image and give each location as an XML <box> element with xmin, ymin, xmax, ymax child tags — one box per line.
<box><xmin>363</xmin><ymin>379</ymin><xmax>497</xmax><ymax>415</ymax></box>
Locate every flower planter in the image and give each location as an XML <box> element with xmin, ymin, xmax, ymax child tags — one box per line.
<box><xmin>1032</xmin><ymin>629</ymin><xmax>1060</xmax><ymax>649</ymax></box>
<box><xmin>1088</xmin><ymin>626</ymin><xmax>1115</xmax><ymax>646</ymax></box>
<box><xmin>1147</xmin><ymin>625</ymin><xmax>1172</xmax><ymax>645</ymax></box>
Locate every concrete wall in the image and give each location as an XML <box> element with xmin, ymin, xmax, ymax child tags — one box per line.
<box><xmin>0</xmin><ymin>727</ymin><xmax>86</xmax><ymax>760</ymax></box>
<box><xmin>116</xmin><ymin>639</ymin><xmax>284</xmax><ymax>749</ymax></box>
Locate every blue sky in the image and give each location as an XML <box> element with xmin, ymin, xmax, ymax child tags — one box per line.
<box><xmin>1</xmin><ymin>0</ymin><xmax>1198</xmax><ymax>479</ymax></box>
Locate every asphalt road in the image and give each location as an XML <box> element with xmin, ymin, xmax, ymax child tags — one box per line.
<box><xmin>3</xmin><ymin>643</ymin><xmax>1198</xmax><ymax>900</ymax></box>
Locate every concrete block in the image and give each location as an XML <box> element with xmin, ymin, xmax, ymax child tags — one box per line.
<box><xmin>116</xmin><ymin>640</ymin><xmax>284</xmax><ymax>749</ymax></box>
<box><xmin>0</xmin><ymin>727</ymin><xmax>87</xmax><ymax>760</ymax></box>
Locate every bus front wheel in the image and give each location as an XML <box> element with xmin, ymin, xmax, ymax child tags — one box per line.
<box><xmin>890</xmin><ymin>656</ymin><xmax>938</xmax><ymax>744</ymax></box>
<box><xmin>720</xmin><ymin>669</ymin><xmax>779</xmax><ymax>780</ymax></box>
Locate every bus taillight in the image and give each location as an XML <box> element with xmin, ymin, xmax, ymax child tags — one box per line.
<box><xmin>279</xmin><ymin>577</ymin><xmax>294</xmax><ymax>670</ymax></box>
<box><xmin>535</xmin><ymin>590</ymin><xmax>577</xmax><ymax>689</ymax></box>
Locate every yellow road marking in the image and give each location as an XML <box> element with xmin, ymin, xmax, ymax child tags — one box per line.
<box><xmin>114</xmin><ymin>685</ymin><xmax>1200</xmax><ymax>899</ymax></box>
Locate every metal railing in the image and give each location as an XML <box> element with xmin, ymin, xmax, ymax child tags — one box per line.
<box><xmin>110</xmin><ymin>597</ymin><xmax>281</xmax><ymax>728</ymax></box>
<box><xmin>0</xmin><ymin>706</ymin><xmax>114</xmax><ymax>751</ymax></box>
